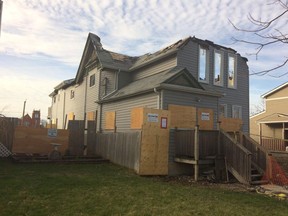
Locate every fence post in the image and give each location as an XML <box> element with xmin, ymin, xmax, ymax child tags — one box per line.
<box><xmin>267</xmin><ymin>153</ymin><xmax>273</xmax><ymax>182</ymax></box>
<box><xmin>194</xmin><ymin>125</ymin><xmax>199</xmax><ymax>181</ymax></box>
<box><xmin>217</xmin><ymin>122</ymin><xmax>221</xmax><ymax>156</ymax></box>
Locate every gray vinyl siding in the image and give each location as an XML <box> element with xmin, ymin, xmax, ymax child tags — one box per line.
<box><xmin>177</xmin><ymin>40</ymin><xmax>249</xmax><ymax>132</ymax></box>
<box><xmin>162</xmin><ymin>90</ymin><xmax>218</xmax><ymax>129</ymax></box>
<box><xmin>86</xmin><ymin>68</ymin><xmax>100</xmax><ymax>112</ymax></box>
<box><xmin>118</xmin><ymin>71</ymin><xmax>132</xmax><ymax>89</ymax></box>
<box><xmin>132</xmin><ymin>55</ymin><xmax>177</xmax><ymax>81</ymax></box>
<box><xmin>99</xmin><ymin>69</ymin><xmax>117</xmax><ymax>99</ymax></box>
<box><xmin>101</xmin><ymin>93</ymin><xmax>158</xmax><ymax>131</ymax></box>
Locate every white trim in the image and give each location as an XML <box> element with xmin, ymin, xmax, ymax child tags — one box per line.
<box><xmin>258</xmin><ymin>120</ymin><xmax>288</xmax><ymax>124</ymax></box>
<box><xmin>261</xmin><ymin>82</ymin><xmax>288</xmax><ymax>98</ymax></box>
<box><xmin>265</xmin><ymin>96</ymin><xmax>288</xmax><ymax>101</ymax></box>
<box><xmin>250</xmin><ymin>110</ymin><xmax>266</xmax><ymax>119</ymax></box>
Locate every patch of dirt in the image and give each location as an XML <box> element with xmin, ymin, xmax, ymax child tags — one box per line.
<box><xmin>151</xmin><ymin>175</ymin><xmax>249</xmax><ymax>193</ymax></box>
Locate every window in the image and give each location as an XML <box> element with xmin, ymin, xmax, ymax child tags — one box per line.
<box><xmin>219</xmin><ymin>104</ymin><xmax>227</xmax><ymax>118</ymax></box>
<box><xmin>214</xmin><ymin>51</ymin><xmax>223</xmax><ymax>86</ymax></box>
<box><xmin>228</xmin><ymin>55</ymin><xmax>237</xmax><ymax>88</ymax></box>
<box><xmin>70</xmin><ymin>90</ymin><xmax>75</xmax><ymax>99</ymax></box>
<box><xmin>89</xmin><ymin>74</ymin><xmax>95</xmax><ymax>87</ymax></box>
<box><xmin>198</xmin><ymin>46</ymin><xmax>209</xmax><ymax>83</ymax></box>
<box><xmin>53</xmin><ymin>96</ymin><xmax>56</xmax><ymax>103</ymax></box>
<box><xmin>232</xmin><ymin>105</ymin><xmax>242</xmax><ymax>119</ymax></box>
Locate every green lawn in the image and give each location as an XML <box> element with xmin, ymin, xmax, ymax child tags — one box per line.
<box><xmin>0</xmin><ymin>160</ymin><xmax>287</xmax><ymax>216</ymax></box>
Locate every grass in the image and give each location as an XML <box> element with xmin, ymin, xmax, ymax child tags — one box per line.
<box><xmin>0</xmin><ymin>160</ymin><xmax>288</xmax><ymax>216</ymax></box>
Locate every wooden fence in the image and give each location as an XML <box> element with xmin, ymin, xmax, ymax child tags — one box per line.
<box><xmin>93</xmin><ymin>131</ymin><xmax>142</xmax><ymax>171</ymax></box>
<box><xmin>220</xmin><ymin>130</ymin><xmax>252</xmax><ymax>184</ymax></box>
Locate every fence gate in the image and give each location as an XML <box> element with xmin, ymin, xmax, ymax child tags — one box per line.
<box><xmin>87</xmin><ymin>121</ymin><xmax>97</xmax><ymax>155</ymax></box>
<box><xmin>67</xmin><ymin>120</ymin><xmax>85</xmax><ymax>156</ymax></box>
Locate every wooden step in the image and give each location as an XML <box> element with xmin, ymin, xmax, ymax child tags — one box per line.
<box><xmin>250</xmin><ymin>180</ymin><xmax>269</xmax><ymax>185</ymax></box>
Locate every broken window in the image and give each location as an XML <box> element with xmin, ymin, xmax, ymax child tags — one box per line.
<box><xmin>198</xmin><ymin>46</ymin><xmax>209</xmax><ymax>83</ymax></box>
<box><xmin>228</xmin><ymin>55</ymin><xmax>237</xmax><ymax>88</ymax></box>
<box><xmin>214</xmin><ymin>51</ymin><xmax>223</xmax><ymax>86</ymax></box>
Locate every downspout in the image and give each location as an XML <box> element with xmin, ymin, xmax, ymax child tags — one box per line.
<box><xmin>62</xmin><ymin>91</ymin><xmax>66</xmax><ymax>129</ymax></box>
<box><xmin>154</xmin><ymin>87</ymin><xmax>161</xmax><ymax>109</ymax></box>
<box><xmin>97</xmin><ymin>68</ymin><xmax>103</xmax><ymax>132</ymax></box>
<box><xmin>84</xmin><ymin>68</ymin><xmax>88</xmax><ymax>122</ymax></box>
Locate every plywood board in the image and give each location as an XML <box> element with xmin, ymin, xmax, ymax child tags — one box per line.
<box><xmin>138</xmin><ymin>108</ymin><xmax>170</xmax><ymax>175</ymax></box>
<box><xmin>68</xmin><ymin>112</ymin><xmax>74</xmax><ymax>120</ymax></box>
<box><xmin>105</xmin><ymin>111</ymin><xmax>115</xmax><ymax>130</ymax></box>
<box><xmin>219</xmin><ymin>117</ymin><xmax>243</xmax><ymax>132</ymax></box>
<box><xmin>87</xmin><ymin>111</ymin><xmax>95</xmax><ymax>121</ymax></box>
<box><xmin>168</xmin><ymin>104</ymin><xmax>196</xmax><ymax>128</ymax></box>
<box><xmin>131</xmin><ymin>107</ymin><xmax>144</xmax><ymax>129</ymax></box>
<box><xmin>198</xmin><ymin>108</ymin><xmax>214</xmax><ymax>130</ymax></box>
<box><xmin>12</xmin><ymin>127</ymin><xmax>69</xmax><ymax>155</ymax></box>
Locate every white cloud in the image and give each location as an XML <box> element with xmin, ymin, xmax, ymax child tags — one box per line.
<box><xmin>0</xmin><ymin>0</ymin><xmax>287</xmax><ymax>118</ymax></box>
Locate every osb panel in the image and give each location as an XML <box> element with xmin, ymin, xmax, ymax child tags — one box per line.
<box><xmin>105</xmin><ymin>111</ymin><xmax>115</xmax><ymax>130</ymax></box>
<box><xmin>198</xmin><ymin>108</ymin><xmax>214</xmax><ymax>130</ymax></box>
<box><xmin>220</xmin><ymin>117</ymin><xmax>243</xmax><ymax>132</ymax></box>
<box><xmin>131</xmin><ymin>107</ymin><xmax>144</xmax><ymax>129</ymax></box>
<box><xmin>87</xmin><ymin>111</ymin><xmax>95</xmax><ymax>121</ymax></box>
<box><xmin>68</xmin><ymin>112</ymin><xmax>74</xmax><ymax>120</ymax></box>
<box><xmin>168</xmin><ymin>104</ymin><xmax>196</xmax><ymax>128</ymax></box>
<box><xmin>12</xmin><ymin>127</ymin><xmax>69</xmax><ymax>155</ymax></box>
<box><xmin>138</xmin><ymin>108</ymin><xmax>170</xmax><ymax>175</ymax></box>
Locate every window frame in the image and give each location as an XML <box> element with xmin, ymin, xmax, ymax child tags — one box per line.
<box><xmin>219</xmin><ymin>104</ymin><xmax>228</xmax><ymax>118</ymax></box>
<box><xmin>213</xmin><ymin>50</ymin><xmax>224</xmax><ymax>86</ymax></box>
<box><xmin>232</xmin><ymin>105</ymin><xmax>242</xmax><ymax>119</ymax></box>
<box><xmin>198</xmin><ymin>46</ymin><xmax>209</xmax><ymax>84</ymax></box>
<box><xmin>228</xmin><ymin>54</ymin><xmax>237</xmax><ymax>89</ymax></box>
<box><xmin>70</xmin><ymin>90</ymin><xmax>75</xmax><ymax>99</ymax></box>
<box><xmin>89</xmin><ymin>74</ymin><xmax>96</xmax><ymax>87</ymax></box>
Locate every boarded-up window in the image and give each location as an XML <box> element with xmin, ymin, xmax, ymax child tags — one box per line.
<box><xmin>131</xmin><ymin>107</ymin><xmax>144</xmax><ymax>129</ymax></box>
<box><xmin>68</xmin><ymin>112</ymin><xmax>74</xmax><ymax>120</ymax></box>
<box><xmin>198</xmin><ymin>108</ymin><xmax>214</xmax><ymax>130</ymax></box>
<box><xmin>168</xmin><ymin>104</ymin><xmax>196</xmax><ymax>128</ymax></box>
<box><xmin>105</xmin><ymin>111</ymin><xmax>116</xmax><ymax>130</ymax></box>
<box><xmin>87</xmin><ymin>112</ymin><xmax>95</xmax><ymax>121</ymax></box>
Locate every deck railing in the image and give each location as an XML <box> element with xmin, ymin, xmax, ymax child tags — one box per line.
<box><xmin>220</xmin><ymin>130</ymin><xmax>252</xmax><ymax>184</ymax></box>
<box><xmin>174</xmin><ymin>129</ymin><xmax>218</xmax><ymax>158</ymax></box>
<box><xmin>240</xmin><ymin>132</ymin><xmax>269</xmax><ymax>173</ymax></box>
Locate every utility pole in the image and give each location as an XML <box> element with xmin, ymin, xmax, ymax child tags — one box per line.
<box><xmin>22</xmin><ymin>100</ymin><xmax>26</xmax><ymax>125</ymax></box>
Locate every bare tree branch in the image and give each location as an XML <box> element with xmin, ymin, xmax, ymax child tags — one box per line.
<box><xmin>230</xmin><ymin>0</ymin><xmax>288</xmax><ymax>76</ymax></box>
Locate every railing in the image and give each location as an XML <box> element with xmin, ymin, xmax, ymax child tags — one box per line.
<box><xmin>220</xmin><ymin>130</ymin><xmax>252</xmax><ymax>184</ymax></box>
<box><xmin>240</xmin><ymin>132</ymin><xmax>269</xmax><ymax>174</ymax></box>
<box><xmin>174</xmin><ymin>129</ymin><xmax>218</xmax><ymax>158</ymax></box>
<box><xmin>261</xmin><ymin>138</ymin><xmax>286</xmax><ymax>151</ymax></box>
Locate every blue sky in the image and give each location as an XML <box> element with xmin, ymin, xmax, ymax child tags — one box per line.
<box><xmin>0</xmin><ymin>0</ymin><xmax>287</xmax><ymax>118</ymax></box>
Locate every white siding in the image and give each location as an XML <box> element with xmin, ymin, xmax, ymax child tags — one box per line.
<box><xmin>86</xmin><ymin>68</ymin><xmax>100</xmax><ymax>113</ymax></box>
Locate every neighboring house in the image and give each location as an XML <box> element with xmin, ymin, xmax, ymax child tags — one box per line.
<box><xmin>48</xmin><ymin>33</ymin><xmax>249</xmax><ymax>132</ymax></box>
<box><xmin>21</xmin><ymin>110</ymin><xmax>41</xmax><ymax>127</ymax></box>
<box><xmin>250</xmin><ymin>82</ymin><xmax>288</xmax><ymax>146</ymax></box>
